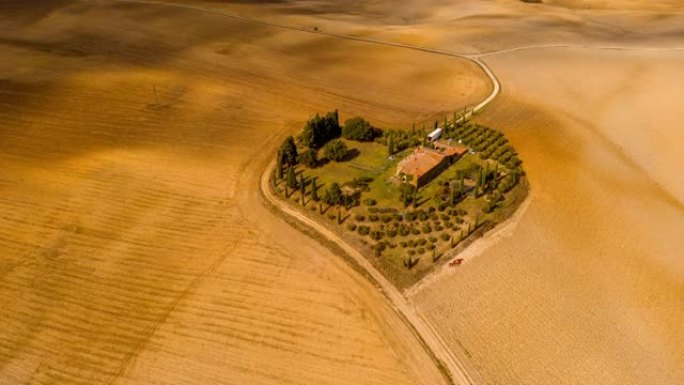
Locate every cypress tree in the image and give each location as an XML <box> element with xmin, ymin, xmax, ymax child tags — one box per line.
<box><xmin>450</xmin><ymin>182</ymin><xmax>456</xmax><ymax>205</ymax></box>
<box><xmin>388</xmin><ymin>133</ymin><xmax>395</xmax><ymax>156</ymax></box>
<box><xmin>278</xmin><ymin>136</ymin><xmax>298</xmax><ymax>165</ymax></box>
<box><xmin>287</xmin><ymin>166</ymin><xmax>296</xmax><ymax>189</ymax></box>
<box><xmin>311</xmin><ymin>177</ymin><xmax>318</xmax><ymax>201</ymax></box>
<box><xmin>300</xmin><ymin>176</ymin><xmax>306</xmax><ymax>205</ymax></box>
<box><xmin>475</xmin><ymin>167</ymin><xmax>484</xmax><ymax>197</ymax></box>
<box><xmin>276</xmin><ymin>158</ymin><xmax>284</xmax><ymax>180</ymax></box>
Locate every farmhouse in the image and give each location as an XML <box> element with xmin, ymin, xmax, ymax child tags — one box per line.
<box><xmin>396</xmin><ymin>141</ymin><xmax>467</xmax><ymax>187</ymax></box>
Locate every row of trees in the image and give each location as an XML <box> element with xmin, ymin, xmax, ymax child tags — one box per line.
<box><xmin>298</xmin><ymin>110</ymin><xmax>341</xmax><ymax>149</ymax></box>
<box><xmin>274</xmin><ymin>167</ymin><xmax>361</xmax><ymax>210</ymax></box>
<box><xmin>297</xmin><ymin>111</ymin><xmax>381</xmax><ymax>149</ymax></box>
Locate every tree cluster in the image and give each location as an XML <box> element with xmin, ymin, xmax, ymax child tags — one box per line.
<box><xmin>298</xmin><ymin>110</ymin><xmax>341</xmax><ymax>149</ymax></box>
<box><xmin>278</xmin><ymin>136</ymin><xmax>298</xmax><ymax>167</ymax></box>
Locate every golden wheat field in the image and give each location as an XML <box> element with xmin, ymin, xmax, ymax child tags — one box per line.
<box><xmin>1</xmin><ymin>1</ymin><xmax>683</xmax><ymax>385</ymax></box>
<box><xmin>0</xmin><ymin>1</ymin><xmax>489</xmax><ymax>384</ymax></box>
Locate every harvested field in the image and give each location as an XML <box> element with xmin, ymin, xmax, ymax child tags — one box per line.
<box><xmin>0</xmin><ymin>1</ymin><xmax>489</xmax><ymax>384</ymax></box>
<box><xmin>2</xmin><ymin>1</ymin><xmax>683</xmax><ymax>385</ymax></box>
<box><xmin>409</xmin><ymin>20</ymin><xmax>684</xmax><ymax>385</ymax></box>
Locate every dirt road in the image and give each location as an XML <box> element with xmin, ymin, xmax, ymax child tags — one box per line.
<box><xmin>259</xmin><ymin>161</ymin><xmax>484</xmax><ymax>385</ymax></box>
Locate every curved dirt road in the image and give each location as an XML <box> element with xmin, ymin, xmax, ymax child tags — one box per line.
<box><xmin>259</xmin><ymin>162</ymin><xmax>484</xmax><ymax>385</ymax></box>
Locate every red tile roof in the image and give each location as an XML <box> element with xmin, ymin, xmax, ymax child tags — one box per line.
<box><xmin>397</xmin><ymin>147</ymin><xmax>446</xmax><ymax>178</ymax></box>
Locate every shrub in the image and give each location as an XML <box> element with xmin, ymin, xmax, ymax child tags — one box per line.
<box><xmin>324</xmin><ymin>182</ymin><xmax>343</xmax><ymax>206</ymax></box>
<box><xmin>369</xmin><ymin>214</ymin><xmax>379</xmax><ymax>222</ymax></box>
<box><xmin>422</xmin><ymin>224</ymin><xmax>432</xmax><ymax>234</ymax></box>
<box><xmin>417</xmin><ymin>238</ymin><xmax>427</xmax><ymax>246</ymax></box>
<box><xmin>417</xmin><ymin>247</ymin><xmax>425</xmax><ymax>255</ymax></box>
<box><xmin>426</xmin><ymin>244</ymin><xmax>435</xmax><ymax>250</ymax></box>
<box><xmin>405</xmin><ymin>212</ymin><xmax>416</xmax><ymax>221</ymax></box>
<box><xmin>381</xmin><ymin>215</ymin><xmax>392</xmax><ymax>223</ymax></box>
<box><xmin>408</xmin><ymin>249</ymin><xmax>416</xmax><ymax>256</ymax></box>
<box><xmin>408</xmin><ymin>239</ymin><xmax>416</xmax><ymax>247</ymax></box>
<box><xmin>440</xmin><ymin>232</ymin><xmax>451</xmax><ymax>241</ymax></box>
<box><xmin>417</xmin><ymin>211</ymin><xmax>428</xmax><ymax>221</ymax></box>
<box><xmin>440</xmin><ymin>213</ymin><xmax>450</xmax><ymax>221</ymax></box>
<box><xmin>354</xmin><ymin>214</ymin><xmax>366</xmax><ymax>221</ymax></box>
<box><xmin>328</xmin><ymin>213</ymin><xmax>336</xmax><ymax>220</ymax></box>
<box><xmin>429</xmin><ymin>236</ymin><xmax>438</xmax><ymax>243</ymax></box>
<box><xmin>297</xmin><ymin>149</ymin><xmax>318</xmax><ymax>168</ymax></box>
<box><xmin>323</xmin><ymin>139</ymin><xmax>348</xmax><ymax>162</ymax></box>
<box><xmin>400</xmin><ymin>241</ymin><xmax>408</xmax><ymax>248</ymax></box>
<box><xmin>373</xmin><ymin>242</ymin><xmax>386</xmax><ymax>255</ymax></box>
<box><xmin>387</xmin><ymin>228</ymin><xmax>398</xmax><ymax>238</ymax></box>
<box><xmin>370</xmin><ymin>230</ymin><xmax>384</xmax><ymax>241</ymax></box>
<box><xmin>412</xmin><ymin>228</ymin><xmax>421</xmax><ymax>235</ymax></box>
<box><xmin>364</xmin><ymin>198</ymin><xmax>377</xmax><ymax>206</ymax></box>
<box><xmin>347</xmin><ymin>223</ymin><xmax>357</xmax><ymax>231</ymax></box>
<box><xmin>342</xmin><ymin>117</ymin><xmax>379</xmax><ymax>142</ymax></box>
<box><xmin>358</xmin><ymin>226</ymin><xmax>370</xmax><ymax>235</ymax></box>
<box><xmin>368</xmin><ymin>207</ymin><xmax>379</xmax><ymax>213</ymax></box>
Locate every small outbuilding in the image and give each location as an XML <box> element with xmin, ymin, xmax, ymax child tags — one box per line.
<box><xmin>427</xmin><ymin>128</ymin><xmax>442</xmax><ymax>142</ymax></box>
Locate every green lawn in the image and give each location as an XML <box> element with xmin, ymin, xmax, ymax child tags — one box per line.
<box><xmin>302</xmin><ymin>140</ymin><xmax>412</xmax><ymax>207</ymax></box>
